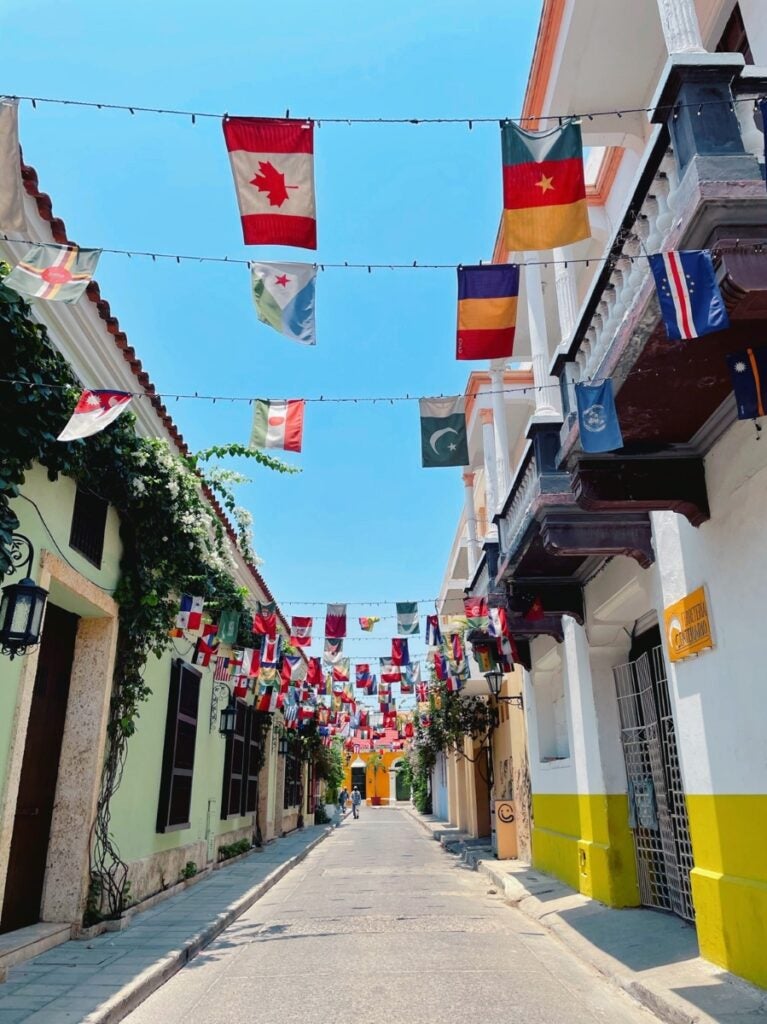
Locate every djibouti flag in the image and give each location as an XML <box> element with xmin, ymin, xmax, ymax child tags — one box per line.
<box><xmin>250</xmin><ymin>262</ymin><xmax>316</xmax><ymax>345</ymax></box>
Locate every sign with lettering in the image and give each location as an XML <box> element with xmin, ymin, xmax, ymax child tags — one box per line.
<box><xmin>664</xmin><ymin>586</ymin><xmax>714</xmax><ymax>662</ymax></box>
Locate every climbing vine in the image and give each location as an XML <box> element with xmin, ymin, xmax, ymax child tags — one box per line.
<box><xmin>0</xmin><ymin>267</ymin><xmax>297</xmax><ymax>920</ymax></box>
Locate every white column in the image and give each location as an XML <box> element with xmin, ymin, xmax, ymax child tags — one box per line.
<box><xmin>656</xmin><ymin>0</ymin><xmax>705</xmax><ymax>53</ymax></box>
<box><xmin>489</xmin><ymin>365</ymin><xmax>511</xmax><ymax>500</ymax></box>
<box><xmin>525</xmin><ymin>261</ymin><xmax>562</xmax><ymax>418</ymax></box>
<box><xmin>462</xmin><ymin>471</ymin><xmax>480</xmax><ymax>576</ymax></box>
<box><xmin>479</xmin><ymin>408</ymin><xmax>499</xmax><ymax>534</ymax></box>
<box><xmin>553</xmin><ymin>247</ymin><xmax>579</xmax><ymax>346</ymax></box>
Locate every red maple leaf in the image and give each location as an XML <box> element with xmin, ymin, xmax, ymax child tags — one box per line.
<box><xmin>250</xmin><ymin>161</ymin><xmax>297</xmax><ymax>207</ymax></box>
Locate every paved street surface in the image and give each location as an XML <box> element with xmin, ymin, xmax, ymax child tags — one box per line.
<box><xmin>124</xmin><ymin>808</ymin><xmax>657</xmax><ymax>1024</ymax></box>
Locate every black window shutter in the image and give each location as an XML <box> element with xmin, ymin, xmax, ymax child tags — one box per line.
<box><xmin>241</xmin><ymin>708</ymin><xmax>262</xmax><ymax>815</ymax></box>
<box><xmin>156</xmin><ymin>660</ymin><xmax>201</xmax><ymax>833</ymax></box>
<box><xmin>221</xmin><ymin>700</ymin><xmax>247</xmax><ymax>819</ymax></box>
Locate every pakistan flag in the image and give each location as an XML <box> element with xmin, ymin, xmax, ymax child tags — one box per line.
<box><xmin>418</xmin><ymin>396</ymin><xmax>470</xmax><ymax>468</ymax></box>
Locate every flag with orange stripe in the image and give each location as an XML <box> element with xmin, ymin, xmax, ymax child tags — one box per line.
<box><xmin>6</xmin><ymin>244</ymin><xmax>101</xmax><ymax>304</ymax></box>
<box><xmin>456</xmin><ymin>264</ymin><xmax>519</xmax><ymax>360</ymax></box>
<box><xmin>727</xmin><ymin>346</ymin><xmax>767</xmax><ymax>421</ymax></box>
<box><xmin>502</xmin><ymin>119</ymin><xmax>589</xmax><ymax>251</ymax></box>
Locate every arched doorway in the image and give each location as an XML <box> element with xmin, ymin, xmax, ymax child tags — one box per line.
<box><xmin>390</xmin><ymin>758</ymin><xmax>410</xmax><ymax>803</ymax></box>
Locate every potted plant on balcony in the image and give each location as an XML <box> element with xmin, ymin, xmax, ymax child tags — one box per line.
<box><xmin>368</xmin><ymin>751</ymin><xmax>385</xmax><ymax>806</ymax></box>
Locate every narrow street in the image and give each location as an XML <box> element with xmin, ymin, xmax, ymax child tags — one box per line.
<box><xmin>124</xmin><ymin>809</ymin><xmax>656</xmax><ymax>1024</ymax></box>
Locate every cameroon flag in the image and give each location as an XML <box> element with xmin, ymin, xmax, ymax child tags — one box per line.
<box><xmin>502</xmin><ymin>119</ymin><xmax>590</xmax><ymax>251</ymax></box>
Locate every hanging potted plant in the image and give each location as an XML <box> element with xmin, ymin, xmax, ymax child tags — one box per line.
<box><xmin>368</xmin><ymin>751</ymin><xmax>385</xmax><ymax>806</ymax></box>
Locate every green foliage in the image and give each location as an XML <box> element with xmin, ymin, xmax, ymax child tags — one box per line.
<box><xmin>180</xmin><ymin>861</ymin><xmax>198</xmax><ymax>880</ymax></box>
<box><xmin>313</xmin><ymin>803</ymin><xmax>331</xmax><ymax>825</ymax></box>
<box><xmin>322</xmin><ymin>740</ymin><xmax>345</xmax><ymax>804</ymax></box>
<box><xmin>415</xmin><ymin>685</ymin><xmax>491</xmax><ymax>763</ymax></box>
<box><xmin>218</xmin><ymin>838</ymin><xmax>251</xmax><ymax>861</ymax></box>
<box><xmin>0</xmin><ymin>267</ymin><xmax>288</xmax><ymax>919</ymax></box>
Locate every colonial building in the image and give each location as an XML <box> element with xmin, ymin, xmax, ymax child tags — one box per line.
<box><xmin>443</xmin><ymin>0</ymin><xmax>767</xmax><ymax>990</ymax></box>
<box><xmin>0</xmin><ymin>156</ymin><xmax>311</xmax><ymax>961</ymax></box>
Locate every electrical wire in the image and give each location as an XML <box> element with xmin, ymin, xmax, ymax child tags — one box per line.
<box><xmin>6</xmin><ymin>90</ymin><xmax>762</xmax><ymax>126</ymax></box>
<box><xmin>2</xmin><ymin>235</ymin><xmax>763</xmax><ymax>272</ymax></box>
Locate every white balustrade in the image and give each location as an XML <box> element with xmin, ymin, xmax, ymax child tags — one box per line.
<box><xmin>498</xmin><ymin>455</ymin><xmax>538</xmax><ymax>559</ymax></box>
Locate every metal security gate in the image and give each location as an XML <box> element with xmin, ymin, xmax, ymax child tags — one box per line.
<box><xmin>614</xmin><ymin>643</ymin><xmax>695</xmax><ymax>921</ymax></box>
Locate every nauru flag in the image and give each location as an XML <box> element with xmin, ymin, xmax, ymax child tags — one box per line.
<box><xmin>456</xmin><ymin>265</ymin><xmax>519</xmax><ymax>360</ymax></box>
<box><xmin>223</xmin><ymin>117</ymin><xmax>316</xmax><ymax>249</ymax></box>
<box><xmin>251</xmin><ymin>262</ymin><xmax>316</xmax><ymax>345</ymax></box>
<box><xmin>250</xmin><ymin>398</ymin><xmax>304</xmax><ymax>452</ymax></box>
<box><xmin>57</xmin><ymin>389</ymin><xmax>133</xmax><ymax>442</ymax></box>
<box><xmin>502</xmin><ymin>119</ymin><xmax>589</xmax><ymax>252</ymax></box>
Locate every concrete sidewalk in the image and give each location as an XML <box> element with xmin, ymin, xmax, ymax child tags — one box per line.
<box><xmin>410</xmin><ymin>810</ymin><xmax>767</xmax><ymax>1024</ymax></box>
<box><xmin>0</xmin><ymin>824</ymin><xmax>334</xmax><ymax>1024</ymax></box>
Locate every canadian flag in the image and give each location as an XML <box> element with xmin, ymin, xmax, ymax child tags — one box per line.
<box><xmin>57</xmin><ymin>390</ymin><xmax>132</xmax><ymax>442</ymax></box>
<box><xmin>222</xmin><ymin>117</ymin><xmax>316</xmax><ymax>249</ymax></box>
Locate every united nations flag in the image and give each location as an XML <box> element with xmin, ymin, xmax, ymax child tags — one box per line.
<box><xmin>575</xmin><ymin>380</ymin><xmax>624</xmax><ymax>453</ymax></box>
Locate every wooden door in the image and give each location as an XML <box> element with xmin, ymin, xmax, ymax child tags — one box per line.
<box><xmin>1</xmin><ymin>604</ymin><xmax>78</xmax><ymax>932</ymax></box>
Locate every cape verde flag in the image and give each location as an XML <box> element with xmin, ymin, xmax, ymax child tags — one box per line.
<box><xmin>648</xmin><ymin>250</ymin><xmax>729</xmax><ymax>341</ymax></box>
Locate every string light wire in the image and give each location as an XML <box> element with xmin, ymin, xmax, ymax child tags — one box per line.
<box><xmin>5</xmin><ymin>91</ymin><xmax>763</xmax><ymax>126</ymax></box>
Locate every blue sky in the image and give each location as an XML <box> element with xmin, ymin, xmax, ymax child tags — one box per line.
<box><xmin>2</xmin><ymin>0</ymin><xmax>540</xmax><ymax>684</ymax></box>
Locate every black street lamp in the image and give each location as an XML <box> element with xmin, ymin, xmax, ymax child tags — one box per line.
<box><xmin>218</xmin><ymin>692</ymin><xmax>238</xmax><ymax>736</ymax></box>
<box><xmin>0</xmin><ymin>535</ymin><xmax>48</xmax><ymax>660</ymax></box>
<box><xmin>484</xmin><ymin>669</ymin><xmax>524</xmax><ymax>709</ymax></box>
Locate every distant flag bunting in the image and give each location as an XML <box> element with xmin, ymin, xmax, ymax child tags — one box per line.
<box><xmin>222</xmin><ymin>117</ymin><xmax>316</xmax><ymax>249</ymax></box>
<box><xmin>464</xmin><ymin>597</ymin><xmax>488</xmax><ymax>630</ymax></box>
<box><xmin>726</xmin><ymin>346</ymin><xmax>767</xmax><ymax>420</ymax></box>
<box><xmin>217</xmin><ymin>609</ymin><xmax>241</xmax><ymax>646</ymax></box>
<box><xmin>6</xmin><ymin>244</ymin><xmax>101</xmax><ymax>304</ymax></box>
<box><xmin>251</xmin><ymin>262</ymin><xmax>316</xmax><ymax>345</ymax></box>
<box><xmin>290</xmin><ymin>615</ymin><xmax>312</xmax><ymax>647</ymax></box>
<box><xmin>57</xmin><ymin>390</ymin><xmax>132</xmax><ymax>442</ymax></box>
<box><xmin>253</xmin><ymin>600</ymin><xmax>277</xmax><ymax>636</ymax></box>
<box><xmin>250</xmin><ymin>398</ymin><xmax>304</xmax><ymax>453</ymax></box>
<box><xmin>325</xmin><ymin>603</ymin><xmax>347</xmax><ymax>639</ymax></box>
<box><xmin>396</xmin><ymin>602</ymin><xmax>420</xmax><ymax>636</ymax></box>
<box><xmin>306</xmin><ymin>657</ymin><xmax>324</xmax><ymax>686</ymax></box>
<box><xmin>501</xmin><ymin>118</ymin><xmax>589</xmax><ymax>251</ymax></box>
<box><xmin>358</xmin><ymin>616</ymin><xmax>380</xmax><ymax>632</ymax></box>
<box><xmin>355</xmin><ymin>663</ymin><xmax>371</xmax><ymax>688</ymax></box>
<box><xmin>419</xmin><ymin>396</ymin><xmax>469</xmax><ymax>468</ymax></box>
<box><xmin>456</xmin><ymin>264</ymin><xmax>519</xmax><ymax>360</ymax></box>
<box><xmin>174</xmin><ymin>595</ymin><xmax>204</xmax><ymax>634</ymax></box>
<box><xmin>575</xmin><ymin>380</ymin><xmax>624</xmax><ymax>453</ymax></box>
<box><xmin>380</xmin><ymin>658</ymin><xmax>401</xmax><ymax>683</ymax></box>
<box><xmin>0</xmin><ymin>97</ymin><xmax>24</xmax><ymax>231</ymax></box>
<box><xmin>391</xmin><ymin>637</ymin><xmax>410</xmax><ymax>666</ymax></box>
<box><xmin>648</xmin><ymin>250</ymin><xmax>729</xmax><ymax>341</ymax></box>
<box><xmin>425</xmin><ymin>615</ymin><xmax>443</xmax><ymax>647</ymax></box>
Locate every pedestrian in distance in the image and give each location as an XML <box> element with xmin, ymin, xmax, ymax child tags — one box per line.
<box><xmin>338</xmin><ymin>786</ymin><xmax>349</xmax><ymax>816</ymax></box>
<box><xmin>351</xmin><ymin>786</ymin><xmax>362</xmax><ymax>819</ymax></box>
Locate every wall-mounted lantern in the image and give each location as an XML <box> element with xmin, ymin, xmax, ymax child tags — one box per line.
<box><xmin>0</xmin><ymin>535</ymin><xmax>48</xmax><ymax>660</ymax></box>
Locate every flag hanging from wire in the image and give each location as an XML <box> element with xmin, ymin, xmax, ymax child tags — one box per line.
<box><xmin>223</xmin><ymin>117</ymin><xmax>316</xmax><ymax>248</ymax></box>
<box><xmin>251</xmin><ymin>262</ymin><xmax>316</xmax><ymax>344</ymax></box>
<box><xmin>648</xmin><ymin>250</ymin><xmax>729</xmax><ymax>341</ymax></box>
<box><xmin>56</xmin><ymin>389</ymin><xmax>133</xmax><ymax>443</ymax></box>
<box><xmin>6</xmin><ymin>244</ymin><xmax>101</xmax><ymax>304</ymax></box>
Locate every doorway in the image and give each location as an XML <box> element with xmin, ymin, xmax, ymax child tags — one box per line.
<box><xmin>395</xmin><ymin>768</ymin><xmax>411</xmax><ymax>802</ymax></box>
<box><xmin>1</xmin><ymin>605</ymin><xmax>79</xmax><ymax>932</ymax></box>
<box><xmin>351</xmin><ymin>766</ymin><xmax>366</xmax><ymax>798</ymax></box>
<box><xmin>613</xmin><ymin>626</ymin><xmax>695</xmax><ymax>921</ymax></box>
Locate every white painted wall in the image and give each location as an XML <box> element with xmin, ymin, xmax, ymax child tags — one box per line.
<box><xmin>652</xmin><ymin>418</ymin><xmax>767</xmax><ymax>796</ymax></box>
<box><xmin>736</xmin><ymin>0</ymin><xmax>767</xmax><ymax>63</ymax></box>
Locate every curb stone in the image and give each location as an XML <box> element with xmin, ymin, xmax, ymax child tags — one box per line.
<box><xmin>81</xmin><ymin>826</ymin><xmax>334</xmax><ymax>1024</ymax></box>
<box><xmin>409</xmin><ymin>810</ymin><xmax>765</xmax><ymax>1024</ymax></box>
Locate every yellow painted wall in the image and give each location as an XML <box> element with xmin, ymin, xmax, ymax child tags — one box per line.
<box><xmin>342</xmin><ymin>750</ymin><xmax>402</xmax><ymax>804</ymax></box>
<box><xmin>687</xmin><ymin>794</ymin><xmax>767</xmax><ymax>989</ymax></box>
<box><xmin>532</xmin><ymin>794</ymin><xmax>639</xmax><ymax>908</ymax></box>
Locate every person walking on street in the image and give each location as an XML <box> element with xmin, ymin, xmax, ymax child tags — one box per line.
<box><xmin>351</xmin><ymin>786</ymin><xmax>362</xmax><ymax>819</ymax></box>
<box><xmin>338</xmin><ymin>787</ymin><xmax>349</xmax><ymax>816</ymax></box>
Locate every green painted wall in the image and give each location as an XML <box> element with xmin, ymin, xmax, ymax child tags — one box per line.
<box><xmin>0</xmin><ymin>464</ymin><xmax>121</xmax><ymax>804</ymax></box>
<box><xmin>1</xmin><ymin>463</ymin><xmax>260</xmax><ymax>877</ymax></box>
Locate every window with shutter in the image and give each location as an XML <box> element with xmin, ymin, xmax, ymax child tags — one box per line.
<box><xmin>242</xmin><ymin>708</ymin><xmax>264</xmax><ymax>815</ymax></box>
<box><xmin>156</xmin><ymin>660</ymin><xmax>201</xmax><ymax>833</ymax></box>
<box><xmin>221</xmin><ymin>700</ymin><xmax>248</xmax><ymax>819</ymax></box>
<box><xmin>283</xmin><ymin>739</ymin><xmax>302</xmax><ymax>810</ymax></box>
<box><xmin>69</xmin><ymin>486</ymin><xmax>109</xmax><ymax>568</ymax></box>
